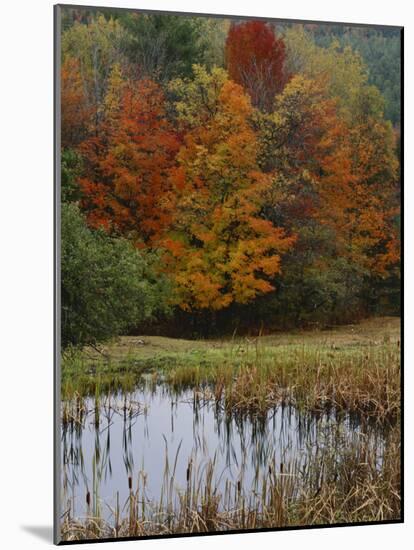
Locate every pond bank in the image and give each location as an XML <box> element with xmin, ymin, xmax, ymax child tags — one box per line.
<box><xmin>60</xmin><ymin>317</ymin><xmax>401</xmax><ymax>541</ymax></box>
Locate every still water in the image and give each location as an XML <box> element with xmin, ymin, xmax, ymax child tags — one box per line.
<box><xmin>61</xmin><ymin>381</ymin><xmax>386</xmax><ymax>522</ymax></box>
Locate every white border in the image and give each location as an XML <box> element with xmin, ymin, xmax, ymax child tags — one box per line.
<box><xmin>1</xmin><ymin>2</ymin><xmax>411</xmax><ymax>549</ymax></box>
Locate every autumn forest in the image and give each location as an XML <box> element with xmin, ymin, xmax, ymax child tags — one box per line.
<box><xmin>61</xmin><ymin>8</ymin><xmax>401</xmax><ymax>345</ymax></box>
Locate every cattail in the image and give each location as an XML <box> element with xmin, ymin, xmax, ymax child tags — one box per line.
<box><xmin>86</xmin><ymin>491</ymin><xmax>90</xmax><ymax>507</ymax></box>
<box><xmin>128</xmin><ymin>476</ymin><xmax>132</xmax><ymax>490</ymax></box>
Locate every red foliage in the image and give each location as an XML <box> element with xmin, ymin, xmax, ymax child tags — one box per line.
<box><xmin>225</xmin><ymin>21</ymin><xmax>288</xmax><ymax>111</ymax></box>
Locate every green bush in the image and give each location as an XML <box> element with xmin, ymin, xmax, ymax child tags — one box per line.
<box><xmin>61</xmin><ymin>203</ymin><xmax>171</xmax><ymax>348</ymax></box>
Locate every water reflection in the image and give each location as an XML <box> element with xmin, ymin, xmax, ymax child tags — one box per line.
<box><xmin>61</xmin><ymin>382</ymin><xmax>387</xmax><ymax>522</ymax></box>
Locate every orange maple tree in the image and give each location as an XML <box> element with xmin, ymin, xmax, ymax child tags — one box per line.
<box><xmin>266</xmin><ymin>75</ymin><xmax>399</xmax><ymax>277</ymax></box>
<box><xmin>164</xmin><ymin>77</ymin><xmax>295</xmax><ymax>311</ymax></box>
<box><xmin>78</xmin><ymin>65</ymin><xmax>179</xmax><ymax>245</ymax></box>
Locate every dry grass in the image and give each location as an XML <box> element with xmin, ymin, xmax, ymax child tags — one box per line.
<box><xmin>60</xmin><ymin>317</ymin><xmax>401</xmax><ymax>541</ymax></box>
<box><xmin>60</xmin><ymin>423</ymin><xmax>400</xmax><ymax>541</ymax></box>
<box><xmin>62</xmin><ymin>317</ymin><xmax>401</xmax><ymax>421</ymax></box>
<box><xmin>165</xmin><ymin>341</ymin><xmax>400</xmax><ymax>420</ymax></box>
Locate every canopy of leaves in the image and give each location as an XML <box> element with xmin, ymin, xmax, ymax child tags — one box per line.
<box><xmin>299</xmin><ymin>24</ymin><xmax>401</xmax><ymax>124</ymax></box>
<box><xmin>256</xmin><ymin>73</ymin><xmax>399</xmax><ymax>277</ymax></box>
<box><xmin>62</xmin><ymin>14</ymin><xmax>127</xmax><ymax>133</ymax></box>
<box><xmin>283</xmin><ymin>26</ymin><xmax>385</xmax><ymax>125</ymax></box>
<box><xmin>78</xmin><ymin>66</ymin><xmax>179</xmax><ymax>245</ymax></box>
<box><xmin>119</xmin><ymin>13</ymin><xmax>207</xmax><ymax>81</ymax></box>
<box><xmin>59</xmin><ymin>7</ymin><xmax>401</xmax><ymax>336</ymax></box>
<box><xmin>165</xmin><ymin>69</ymin><xmax>295</xmax><ymax>311</ymax></box>
<box><xmin>225</xmin><ymin>21</ymin><xmax>288</xmax><ymax>111</ymax></box>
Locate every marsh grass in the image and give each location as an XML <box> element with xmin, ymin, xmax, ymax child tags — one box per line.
<box><xmin>60</xmin><ymin>320</ymin><xmax>401</xmax><ymax>540</ymax></box>
<box><xmin>63</xmin><ymin>335</ymin><xmax>400</xmax><ymax>420</ymax></box>
<box><xmin>61</xmin><ymin>348</ymin><xmax>143</xmax><ymax>401</ymax></box>
<box><xmin>163</xmin><ymin>341</ymin><xmax>400</xmax><ymax>420</ymax></box>
<box><xmin>60</xmin><ymin>422</ymin><xmax>400</xmax><ymax>541</ymax></box>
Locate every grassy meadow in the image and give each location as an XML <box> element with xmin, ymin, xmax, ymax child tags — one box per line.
<box><xmin>62</xmin><ymin>317</ymin><xmax>400</xmax><ymax>418</ymax></box>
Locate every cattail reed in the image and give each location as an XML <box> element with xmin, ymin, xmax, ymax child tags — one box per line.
<box><xmin>60</xmin><ymin>322</ymin><xmax>400</xmax><ymax>541</ymax></box>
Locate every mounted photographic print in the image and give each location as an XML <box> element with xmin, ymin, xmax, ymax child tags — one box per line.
<box><xmin>54</xmin><ymin>3</ymin><xmax>403</xmax><ymax>544</ymax></box>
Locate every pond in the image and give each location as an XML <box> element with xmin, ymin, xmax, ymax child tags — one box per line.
<box><xmin>61</xmin><ymin>380</ymin><xmax>388</xmax><ymax>526</ymax></box>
